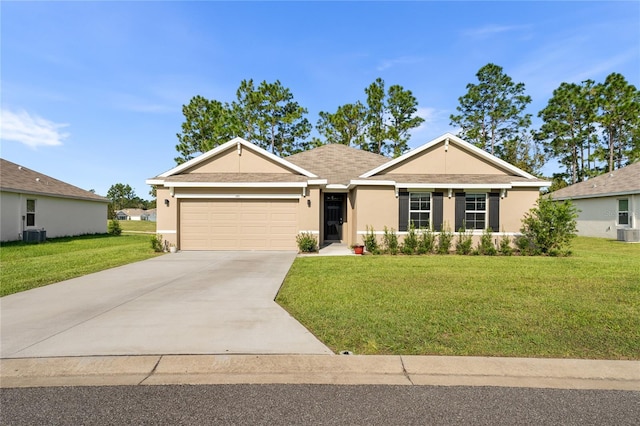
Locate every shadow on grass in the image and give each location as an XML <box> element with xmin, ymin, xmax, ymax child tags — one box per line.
<box><xmin>0</xmin><ymin>233</ymin><xmax>121</xmax><ymax>248</ymax></box>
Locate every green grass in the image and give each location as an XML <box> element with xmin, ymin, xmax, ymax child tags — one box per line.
<box><xmin>0</xmin><ymin>234</ymin><xmax>162</xmax><ymax>297</ymax></box>
<box><xmin>114</xmin><ymin>220</ymin><xmax>157</xmax><ymax>233</ymax></box>
<box><xmin>277</xmin><ymin>237</ymin><xmax>640</xmax><ymax>359</ymax></box>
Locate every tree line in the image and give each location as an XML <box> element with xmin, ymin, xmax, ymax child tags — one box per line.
<box><xmin>106</xmin><ymin>183</ymin><xmax>155</xmax><ymax>219</ymax></box>
<box><xmin>176</xmin><ymin>66</ymin><xmax>639</xmax><ymax>189</ymax></box>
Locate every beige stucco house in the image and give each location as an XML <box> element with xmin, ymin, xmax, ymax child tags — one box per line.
<box><xmin>0</xmin><ymin>158</ymin><xmax>109</xmax><ymax>242</ymax></box>
<box><xmin>548</xmin><ymin>161</ymin><xmax>639</xmax><ymax>241</ymax></box>
<box><xmin>147</xmin><ymin>133</ymin><xmax>550</xmax><ymax>250</ymax></box>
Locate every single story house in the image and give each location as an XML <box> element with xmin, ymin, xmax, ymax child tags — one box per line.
<box><xmin>115</xmin><ymin>208</ymin><xmax>157</xmax><ymax>221</ymax></box>
<box><xmin>147</xmin><ymin>133</ymin><xmax>550</xmax><ymax>250</ymax></box>
<box><xmin>0</xmin><ymin>158</ymin><xmax>110</xmax><ymax>242</ymax></box>
<box><xmin>548</xmin><ymin>161</ymin><xmax>639</xmax><ymax>241</ymax></box>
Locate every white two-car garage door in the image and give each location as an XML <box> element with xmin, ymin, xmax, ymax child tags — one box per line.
<box><xmin>180</xmin><ymin>199</ymin><xmax>299</xmax><ymax>250</ymax></box>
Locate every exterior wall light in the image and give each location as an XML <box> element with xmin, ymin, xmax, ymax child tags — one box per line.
<box><xmin>164</xmin><ymin>199</ymin><xmax>170</xmax><ymax>207</ymax></box>
<box><xmin>307</xmin><ymin>199</ymin><xmax>311</xmax><ymax>207</ymax></box>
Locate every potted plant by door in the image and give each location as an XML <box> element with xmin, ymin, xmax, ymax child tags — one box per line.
<box><xmin>351</xmin><ymin>244</ymin><xmax>365</xmax><ymax>255</ymax></box>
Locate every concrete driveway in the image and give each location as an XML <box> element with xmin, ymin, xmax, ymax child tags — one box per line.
<box><xmin>1</xmin><ymin>251</ymin><xmax>333</xmax><ymax>358</ymax></box>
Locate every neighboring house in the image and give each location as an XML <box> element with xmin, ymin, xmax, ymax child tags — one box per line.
<box><xmin>548</xmin><ymin>162</ymin><xmax>640</xmax><ymax>241</ymax></box>
<box><xmin>0</xmin><ymin>158</ymin><xmax>109</xmax><ymax>242</ymax></box>
<box><xmin>115</xmin><ymin>208</ymin><xmax>157</xmax><ymax>221</ymax></box>
<box><xmin>146</xmin><ymin>133</ymin><xmax>550</xmax><ymax>250</ymax></box>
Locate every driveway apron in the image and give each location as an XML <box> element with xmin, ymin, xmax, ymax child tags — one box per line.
<box><xmin>1</xmin><ymin>251</ymin><xmax>333</xmax><ymax>358</ymax></box>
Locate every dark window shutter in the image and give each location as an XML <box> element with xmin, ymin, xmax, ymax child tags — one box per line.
<box><xmin>455</xmin><ymin>192</ymin><xmax>466</xmax><ymax>231</ymax></box>
<box><xmin>489</xmin><ymin>192</ymin><xmax>500</xmax><ymax>232</ymax></box>
<box><xmin>398</xmin><ymin>191</ymin><xmax>409</xmax><ymax>231</ymax></box>
<box><xmin>432</xmin><ymin>192</ymin><xmax>443</xmax><ymax>231</ymax></box>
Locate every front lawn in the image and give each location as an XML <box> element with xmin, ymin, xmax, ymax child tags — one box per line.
<box><xmin>277</xmin><ymin>237</ymin><xmax>640</xmax><ymax>359</ymax></box>
<box><xmin>0</xmin><ymin>234</ymin><xmax>162</xmax><ymax>297</ymax></box>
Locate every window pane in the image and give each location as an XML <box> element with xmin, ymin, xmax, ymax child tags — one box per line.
<box><xmin>619</xmin><ymin>212</ymin><xmax>629</xmax><ymax>225</ymax></box>
<box><xmin>27</xmin><ymin>200</ymin><xmax>35</xmax><ymax>212</ymax></box>
<box><xmin>618</xmin><ymin>199</ymin><xmax>628</xmax><ymax>211</ymax></box>
<box><xmin>26</xmin><ymin>213</ymin><xmax>35</xmax><ymax>226</ymax></box>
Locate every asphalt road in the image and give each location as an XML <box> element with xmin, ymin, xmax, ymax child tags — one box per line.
<box><xmin>2</xmin><ymin>384</ymin><xmax>638</xmax><ymax>425</ymax></box>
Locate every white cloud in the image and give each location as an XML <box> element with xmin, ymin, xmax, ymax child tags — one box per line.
<box><xmin>0</xmin><ymin>109</ymin><xmax>69</xmax><ymax>148</ymax></box>
<box><xmin>462</xmin><ymin>24</ymin><xmax>531</xmax><ymax>38</ymax></box>
<box><xmin>376</xmin><ymin>56</ymin><xmax>423</xmax><ymax>71</ymax></box>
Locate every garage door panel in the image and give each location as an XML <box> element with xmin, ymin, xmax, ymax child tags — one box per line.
<box><xmin>180</xmin><ymin>199</ymin><xmax>298</xmax><ymax>250</ymax></box>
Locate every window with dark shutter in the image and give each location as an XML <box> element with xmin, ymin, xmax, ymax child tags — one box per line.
<box><xmin>398</xmin><ymin>191</ymin><xmax>409</xmax><ymax>231</ymax></box>
<box><xmin>432</xmin><ymin>192</ymin><xmax>443</xmax><ymax>231</ymax></box>
<box><xmin>455</xmin><ymin>192</ymin><xmax>465</xmax><ymax>230</ymax></box>
<box><xmin>489</xmin><ymin>192</ymin><xmax>500</xmax><ymax>232</ymax></box>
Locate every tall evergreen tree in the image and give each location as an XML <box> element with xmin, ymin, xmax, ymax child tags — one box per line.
<box><xmin>450</xmin><ymin>63</ymin><xmax>539</xmax><ymax>173</ymax></box>
<box><xmin>536</xmin><ymin>81</ymin><xmax>599</xmax><ymax>183</ymax></box>
<box><xmin>315</xmin><ymin>102</ymin><xmax>367</xmax><ymax>147</ymax></box>
<box><xmin>175</xmin><ymin>79</ymin><xmax>311</xmax><ymax>163</ymax></box>
<box><xmin>175</xmin><ymin>96</ymin><xmax>236</xmax><ymax>164</ymax></box>
<box><xmin>596</xmin><ymin>73</ymin><xmax>640</xmax><ymax>171</ymax></box>
<box><xmin>387</xmin><ymin>85</ymin><xmax>425</xmax><ymax>158</ymax></box>
<box><xmin>365</xmin><ymin>78</ymin><xmax>387</xmax><ymax>154</ymax></box>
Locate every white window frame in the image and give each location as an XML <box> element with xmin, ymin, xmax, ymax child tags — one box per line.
<box><xmin>465</xmin><ymin>193</ymin><xmax>487</xmax><ymax>230</ymax></box>
<box><xmin>26</xmin><ymin>199</ymin><xmax>36</xmax><ymax>227</ymax></box>
<box><xmin>618</xmin><ymin>198</ymin><xmax>629</xmax><ymax>226</ymax></box>
<box><xmin>409</xmin><ymin>192</ymin><xmax>431</xmax><ymax>229</ymax></box>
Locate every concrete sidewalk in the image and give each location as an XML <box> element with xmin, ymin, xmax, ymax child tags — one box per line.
<box><xmin>1</xmin><ymin>355</ymin><xmax>638</xmax><ymax>390</ymax></box>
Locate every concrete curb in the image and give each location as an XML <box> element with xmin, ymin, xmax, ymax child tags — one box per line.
<box><xmin>1</xmin><ymin>355</ymin><xmax>639</xmax><ymax>390</ymax></box>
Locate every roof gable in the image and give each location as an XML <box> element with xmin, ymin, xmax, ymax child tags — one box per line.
<box><xmin>360</xmin><ymin>133</ymin><xmax>536</xmax><ymax>179</ymax></box>
<box><xmin>0</xmin><ymin>158</ymin><xmax>109</xmax><ymax>202</ymax></box>
<box><xmin>550</xmin><ymin>162</ymin><xmax>640</xmax><ymax>199</ymax></box>
<box><xmin>158</xmin><ymin>138</ymin><xmax>317</xmax><ymax>178</ymax></box>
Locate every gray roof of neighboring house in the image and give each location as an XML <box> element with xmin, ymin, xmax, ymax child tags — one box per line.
<box><xmin>117</xmin><ymin>208</ymin><xmax>156</xmax><ymax>216</ymax></box>
<box><xmin>286</xmin><ymin>144</ymin><xmax>389</xmax><ymax>185</ymax></box>
<box><xmin>549</xmin><ymin>162</ymin><xmax>640</xmax><ymax>200</ymax></box>
<box><xmin>0</xmin><ymin>158</ymin><xmax>109</xmax><ymax>202</ymax></box>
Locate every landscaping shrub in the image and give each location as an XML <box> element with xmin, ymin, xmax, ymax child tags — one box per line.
<box><xmin>417</xmin><ymin>227</ymin><xmax>435</xmax><ymax>254</ymax></box>
<box><xmin>107</xmin><ymin>219</ymin><xmax>122</xmax><ymax>236</ymax></box>
<box><xmin>498</xmin><ymin>234</ymin><xmax>513</xmax><ymax>256</ymax></box>
<box><xmin>436</xmin><ymin>225</ymin><xmax>453</xmax><ymax>254</ymax></box>
<box><xmin>151</xmin><ymin>234</ymin><xmax>164</xmax><ymax>252</ymax></box>
<box><xmin>363</xmin><ymin>225</ymin><xmax>380</xmax><ymax>254</ymax></box>
<box><xmin>401</xmin><ymin>222</ymin><xmax>419</xmax><ymax>255</ymax></box>
<box><xmin>477</xmin><ymin>228</ymin><xmax>497</xmax><ymax>255</ymax></box>
<box><xmin>519</xmin><ymin>197</ymin><xmax>579</xmax><ymax>256</ymax></box>
<box><xmin>455</xmin><ymin>228</ymin><xmax>473</xmax><ymax>255</ymax></box>
<box><xmin>382</xmin><ymin>226</ymin><xmax>399</xmax><ymax>255</ymax></box>
<box><xmin>296</xmin><ymin>232</ymin><xmax>318</xmax><ymax>253</ymax></box>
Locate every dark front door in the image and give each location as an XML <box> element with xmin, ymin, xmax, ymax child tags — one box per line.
<box><xmin>324</xmin><ymin>194</ymin><xmax>344</xmax><ymax>241</ymax></box>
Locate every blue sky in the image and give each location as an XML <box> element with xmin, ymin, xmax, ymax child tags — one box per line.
<box><xmin>1</xmin><ymin>1</ymin><xmax>639</xmax><ymax>199</ymax></box>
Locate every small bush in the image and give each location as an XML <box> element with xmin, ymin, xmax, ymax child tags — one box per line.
<box><xmin>417</xmin><ymin>227</ymin><xmax>435</xmax><ymax>254</ymax></box>
<box><xmin>477</xmin><ymin>228</ymin><xmax>497</xmax><ymax>255</ymax></box>
<box><xmin>401</xmin><ymin>222</ymin><xmax>419</xmax><ymax>255</ymax></box>
<box><xmin>498</xmin><ymin>234</ymin><xmax>513</xmax><ymax>256</ymax></box>
<box><xmin>296</xmin><ymin>232</ymin><xmax>318</xmax><ymax>253</ymax></box>
<box><xmin>151</xmin><ymin>234</ymin><xmax>164</xmax><ymax>252</ymax></box>
<box><xmin>108</xmin><ymin>219</ymin><xmax>122</xmax><ymax>236</ymax></box>
<box><xmin>455</xmin><ymin>228</ymin><xmax>473</xmax><ymax>255</ymax></box>
<box><xmin>382</xmin><ymin>226</ymin><xmax>399</xmax><ymax>255</ymax></box>
<box><xmin>436</xmin><ymin>224</ymin><xmax>453</xmax><ymax>254</ymax></box>
<box><xmin>363</xmin><ymin>225</ymin><xmax>380</xmax><ymax>254</ymax></box>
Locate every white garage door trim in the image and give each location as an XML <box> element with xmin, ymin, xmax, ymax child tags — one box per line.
<box><xmin>180</xmin><ymin>199</ymin><xmax>299</xmax><ymax>251</ymax></box>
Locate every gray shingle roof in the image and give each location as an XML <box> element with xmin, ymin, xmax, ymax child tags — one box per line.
<box><xmin>0</xmin><ymin>158</ymin><xmax>109</xmax><ymax>202</ymax></box>
<box><xmin>286</xmin><ymin>144</ymin><xmax>389</xmax><ymax>185</ymax></box>
<box><xmin>549</xmin><ymin>162</ymin><xmax>640</xmax><ymax>199</ymax></box>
